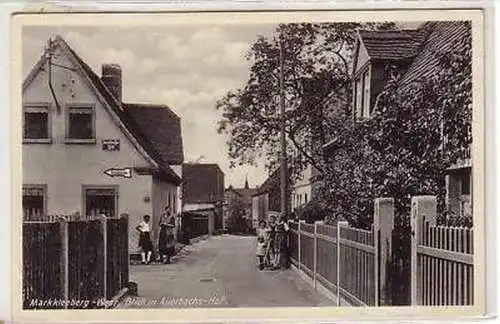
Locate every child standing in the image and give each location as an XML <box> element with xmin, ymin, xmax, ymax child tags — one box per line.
<box><xmin>136</xmin><ymin>215</ymin><xmax>154</xmax><ymax>264</ymax></box>
<box><xmin>256</xmin><ymin>220</ymin><xmax>266</xmax><ymax>239</ymax></box>
<box><xmin>256</xmin><ymin>236</ymin><xmax>266</xmax><ymax>271</ymax></box>
<box><xmin>263</xmin><ymin>227</ymin><xmax>274</xmax><ymax>268</ymax></box>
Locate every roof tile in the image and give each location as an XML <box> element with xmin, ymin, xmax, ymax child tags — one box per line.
<box><xmin>359</xmin><ymin>29</ymin><xmax>425</xmax><ymax>61</ymax></box>
<box><xmin>123</xmin><ymin>103</ymin><xmax>184</xmax><ymax>165</ymax></box>
<box><xmin>398</xmin><ymin>21</ymin><xmax>471</xmax><ymax>90</ymax></box>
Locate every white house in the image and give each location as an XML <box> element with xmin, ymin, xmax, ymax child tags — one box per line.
<box><xmin>22</xmin><ymin>35</ymin><xmax>184</xmax><ymax>255</ymax></box>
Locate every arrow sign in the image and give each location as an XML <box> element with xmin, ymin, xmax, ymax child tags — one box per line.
<box><xmin>104</xmin><ymin>167</ymin><xmax>132</xmax><ymax>178</ymax></box>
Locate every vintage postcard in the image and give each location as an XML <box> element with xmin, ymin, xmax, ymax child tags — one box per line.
<box><xmin>11</xmin><ymin>7</ymin><xmax>487</xmax><ymax>323</ymax></box>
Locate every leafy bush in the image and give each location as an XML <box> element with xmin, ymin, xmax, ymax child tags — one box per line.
<box><xmin>294</xmin><ymin>200</ymin><xmax>333</xmax><ymax>224</ymax></box>
<box><xmin>438</xmin><ymin>210</ymin><xmax>473</xmax><ymax>228</ymax></box>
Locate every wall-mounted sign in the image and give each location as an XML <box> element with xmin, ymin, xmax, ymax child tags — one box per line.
<box><xmin>104</xmin><ymin>167</ymin><xmax>132</xmax><ymax>178</ymax></box>
<box><xmin>102</xmin><ymin>139</ymin><xmax>120</xmax><ymax>151</ymax></box>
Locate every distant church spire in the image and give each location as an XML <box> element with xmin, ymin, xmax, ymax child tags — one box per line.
<box><xmin>244</xmin><ymin>176</ymin><xmax>249</xmax><ymax>189</ymax></box>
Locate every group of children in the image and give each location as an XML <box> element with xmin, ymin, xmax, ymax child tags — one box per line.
<box><xmin>255</xmin><ymin>215</ymin><xmax>290</xmax><ymax>271</ymax></box>
<box><xmin>135</xmin><ymin>206</ymin><xmax>176</xmax><ymax>265</ymax></box>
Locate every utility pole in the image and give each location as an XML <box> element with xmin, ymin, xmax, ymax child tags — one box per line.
<box><xmin>279</xmin><ymin>35</ymin><xmax>288</xmax><ymax>220</ymax></box>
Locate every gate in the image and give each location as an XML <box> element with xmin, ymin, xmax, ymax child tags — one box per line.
<box><xmin>388</xmin><ymin>222</ymin><xmax>412</xmax><ymax>305</ymax></box>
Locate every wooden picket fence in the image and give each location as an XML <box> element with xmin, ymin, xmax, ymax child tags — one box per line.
<box><xmin>23</xmin><ymin>222</ymin><xmax>63</xmax><ymax>309</ymax></box>
<box><xmin>338</xmin><ymin>223</ymin><xmax>377</xmax><ymax>306</ymax></box>
<box><xmin>24</xmin><ymin>212</ymin><xmax>106</xmax><ymax>222</ymax></box>
<box><xmin>289</xmin><ymin>196</ymin><xmax>474</xmax><ymax>307</ymax></box>
<box><xmin>23</xmin><ymin>215</ymin><xmax>129</xmax><ymax>309</ymax></box>
<box><xmin>415</xmin><ymin>221</ymin><xmax>474</xmax><ymax>305</ymax></box>
<box><xmin>289</xmin><ymin>220</ymin><xmax>378</xmax><ymax>306</ymax></box>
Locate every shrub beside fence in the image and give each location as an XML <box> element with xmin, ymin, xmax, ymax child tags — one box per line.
<box><xmin>23</xmin><ymin>215</ymin><xmax>129</xmax><ymax>309</ymax></box>
<box><xmin>289</xmin><ymin>195</ymin><xmax>474</xmax><ymax>307</ymax></box>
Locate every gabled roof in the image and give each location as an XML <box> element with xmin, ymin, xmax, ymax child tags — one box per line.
<box><xmin>123</xmin><ymin>103</ymin><xmax>184</xmax><ymax>165</ymax></box>
<box><xmin>357</xmin><ymin>29</ymin><xmax>425</xmax><ymax>61</ymax></box>
<box><xmin>23</xmin><ymin>35</ymin><xmax>182</xmax><ymax>185</ymax></box>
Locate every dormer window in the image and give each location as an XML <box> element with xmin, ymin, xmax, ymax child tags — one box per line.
<box><xmin>353</xmin><ymin>66</ymin><xmax>371</xmax><ymax>120</ymax></box>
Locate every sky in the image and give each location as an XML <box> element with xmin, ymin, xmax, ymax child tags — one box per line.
<box><xmin>22</xmin><ymin>24</ymin><xmax>277</xmax><ymax>189</ymax></box>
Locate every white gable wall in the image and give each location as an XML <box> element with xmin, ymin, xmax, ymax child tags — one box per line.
<box><xmin>22</xmin><ymin>44</ymin><xmax>155</xmax><ymax>254</ymax></box>
<box><xmin>355</xmin><ymin>41</ymin><xmax>370</xmax><ymax>75</ymax></box>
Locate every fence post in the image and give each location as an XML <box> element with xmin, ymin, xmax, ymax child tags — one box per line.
<box><xmin>374</xmin><ymin>198</ymin><xmax>395</xmax><ymax>306</ymax></box>
<box><xmin>120</xmin><ymin>213</ymin><xmax>130</xmax><ymax>287</ymax></box>
<box><xmin>410</xmin><ymin>196</ymin><xmax>437</xmax><ymax>305</ymax></box>
<box><xmin>313</xmin><ymin>221</ymin><xmax>318</xmax><ymax>289</ymax></box>
<box><xmin>59</xmin><ymin>219</ymin><xmax>69</xmax><ymax>309</ymax></box>
<box><xmin>101</xmin><ymin>215</ymin><xmax>108</xmax><ymax>301</ymax></box>
<box><xmin>337</xmin><ymin>221</ymin><xmax>348</xmax><ymax>307</ymax></box>
<box><xmin>298</xmin><ymin>221</ymin><xmax>302</xmax><ymax>272</ymax></box>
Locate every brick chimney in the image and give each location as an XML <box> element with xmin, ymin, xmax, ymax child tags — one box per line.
<box><xmin>101</xmin><ymin>64</ymin><xmax>122</xmax><ymax>102</ymax></box>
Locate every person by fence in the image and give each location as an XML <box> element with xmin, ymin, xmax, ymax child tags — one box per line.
<box><xmin>256</xmin><ymin>236</ymin><xmax>266</xmax><ymax>271</ymax></box>
<box><xmin>273</xmin><ymin>215</ymin><xmax>290</xmax><ymax>270</ymax></box>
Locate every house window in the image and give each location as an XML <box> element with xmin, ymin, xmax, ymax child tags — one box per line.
<box><xmin>67</xmin><ymin>105</ymin><xmax>95</xmax><ymax>142</ymax></box>
<box><xmin>363</xmin><ymin>70</ymin><xmax>371</xmax><ymax>116</ymax></box>
<box><xmin>84</xmin><ymin>186</ymin><xmax>118</xmax><ymax>218</ymax></box>
<box><xmin>353</xmin><ymin>81</ymin><xmax>357</xmax><ymax>118</ymax></box>
<box><xmin>23</xmin><ymin>185</ymin><xmax>46</xmax><ymax>220</ymax></box>
<box><xmin>355</xmin><ymin>78</ymin><xmax>363</xmax><ymax>119</ymax></box>
<box><xmin>354</xmin><ymin>67</ymin><xmax>371</xmax><ymax>119</ymax></box>
<box><xmin>460</xmin><ymin>171</ymin><xmax>471</xmax><ymax>195</ymax></box>
<box><xmin>173</xmin><ymin>192</ymin><xmax>177</xmax><ymax>214</ymax></box>
<box><xmin>305</xmin><ymin>193</ymin><xmax>308</xmax><ymax>204</ymax></box>
<box><xmin>23</xmin><ymin>104</ymin><xmax>50</xmax><ymax>142</ymax></box>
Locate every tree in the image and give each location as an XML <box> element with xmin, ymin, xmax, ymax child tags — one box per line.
<box><xmin>318</xmin><ymin>22</ymin><xmax>472</xmax><ymax>228</ymax></box>
<box><xmin>225</xmin><ymin>197</ymin><xmax>250</xmax><ymax>234</ymax></box>
<box><xmin>216</xmin><ymin>22</ymin><xmax>395</xmax><ymax>184</ymax></box>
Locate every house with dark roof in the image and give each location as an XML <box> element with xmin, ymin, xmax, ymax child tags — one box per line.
<box><xmin>251</xmin><ymin>167</ymin><xmax>291</xmax><ymax>225</ymax></box>
<box><xmin>22</xmin><ymin>35</ymin><xmax>184</xmax><ymax>255</ymax></box>
<box><xmin>324</xmin><ymin>21</ymin><xmax>472</xmax><ymax>218</ymax></box>
<box><xmin>181</xmin><ymin>163</ymin><xmax>225</xmax><ymax>234</ymax></box>
<box><xmin>224</xmin><ymin>178</ymin><xmax>258</xmax><ymax>229</ymax></box>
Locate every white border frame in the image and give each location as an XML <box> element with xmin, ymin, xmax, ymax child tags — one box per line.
<box><xmin>2</xmin><ymin>1</ymin><xmax>495</xmax><ymax>323</ymax></box>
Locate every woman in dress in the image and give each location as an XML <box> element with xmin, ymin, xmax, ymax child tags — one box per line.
<box><xmin>158</xmin><ymin>208</ymin><xmax>176</xmax><ymax>264</ymax></box>
<box><xmin>273</xmin><ymin>215</ymin><xmax>290</xmax><ymax>270</ymax></box>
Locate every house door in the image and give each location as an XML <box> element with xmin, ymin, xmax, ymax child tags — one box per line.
<box><xmin>84</xmin><ymin>187</ymin><xmax>118</xmax><ymax>218</ymax></box>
